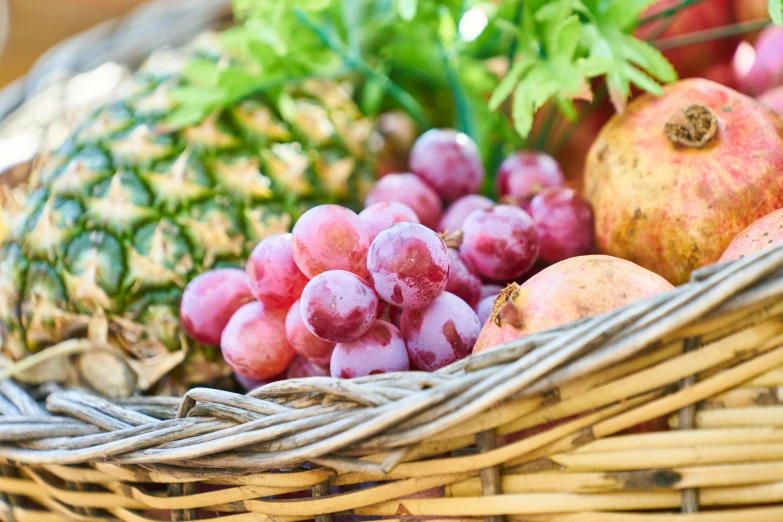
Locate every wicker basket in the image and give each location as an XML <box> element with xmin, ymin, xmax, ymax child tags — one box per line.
<box><xmin>2</xmin><ymin>2</ymin><xmax>783</xmax><ymax>521</ymax></box>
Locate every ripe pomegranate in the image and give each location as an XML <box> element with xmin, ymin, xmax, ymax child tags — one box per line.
<box><xmin>759</xmin><ymin>86</ymin><xmax>783</xmax><ymax>114</ymax></box>
<box><xmin>473</xmin><ymin>256</ymin><xmax>674</xmax><ymax>354</ymax></box>
<box><xmin>636</xmin><ymin>0</ymin><xmax>738</xmax><ymax>79</ymax></box>
<box><xmin>719</xmin><ymin>207</ymin><xmax>783</xmax><ymax>262</ymax></box>
<box><xmin>736</xmin><ymin>27</ymin><xmax>783</xmax><ymax>96</ymax></box>
<box><xmin>584</xmin><ymin>78</ymin><xmax>783</xmax><ymax>285</ymax></box>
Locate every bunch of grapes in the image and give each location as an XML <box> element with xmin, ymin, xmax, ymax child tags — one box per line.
<box><xmin>179</xmin><ymin>129</ymin><xmax>595</xmax><ymax>389</ymax></box>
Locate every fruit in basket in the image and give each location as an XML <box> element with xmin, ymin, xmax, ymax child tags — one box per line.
<box><xmin>528</xmin><ymin>188</ymin><xmax>595</xmax><ymax>263</ymax></box>
<box><xmin>444</xmin><ymin>249</ymin><xmax>482</xmax><ymax>309</ymax></box>
<box><xmin>300</xmin><ymin>270</ymin><xmax>379</xmax><ymax>343</ymax></box>
<box><xmin>359</xmin><ymin>201</ymin><xmax>420</xmax><ymax>241</ymax></box>
<box><xmin>584</xmin><ymin>78</ymin><xmax>783</xmax><ymax>285</ymax></box>
<box><xmin>0</xmin><ymin>36</ymin><xmax>382</xmax><ymax>394</ymax></box>
<box><xmin>759</xmin><ymin>86</ymin><xmax>783</xmax><ymax>114</ymax></box>
<box><xmin>496</xmin><ymin>151</ymin><xmax>564</xmax><ymax>206</ymax></box>
<box><xmin>736</xmin><ymin>27</ymin><xmax>783</xmax><ymax>96</ymax></box>
<box><xmin>473</xmin><ymin>256</ymin><xmax>674</xmax><ymax>353</ymax></box>
<box><xmin>221</xmin><ymin>302</ymin><xmax>295</xmax><ymax>380</ymax></box>
<box><xmin>286</xmin><ymin>355</ymin><xmax>329</xmax><ymax>379</ymax></box>
<box><xmin>409</xmin><ymin>129</ymin><xmax>484</xmax><ymax>203</ymax></box>
<box><xmin>475</xmin><ymin>294</ymin><xmax>498</xmax><ymax>325</ymax></box>
<box><xmin>179</xmin><ymin>268</ymin><xmax>254</xmax><ymax>346</ymax></box>
<box><xmin>437</xmin><ymin>194</ymin><xmax>494</xmax><ymax>233</ymax></box>
<box><xmin>459</xmin><ymin>205</ymin><xmax>539</xmax><ymax>281</ymax></box>
<box><xmin>365</xmin><ymin>173</ymin><xmax>443</xmax><ymax>229</ymax></box>
<box><xmin>246</xmin><ymin>233</ymin><xmax>308</xmax><ymax>309</ymax></box>
<box><xmin>284</xmin><ymin>299</ymin><xmax>334</xmax><ymax>367</ymax></box>
<box><xmin>719</xmin><ymin>207</ymin><xmax>783</xmax><ymax>262</ymax></box>
<box><xmin>400</xmin><ymin>292</ymin><xmax>481</xmax><ymax>371</ymax></box>
<box><xmin>367</xmin><ymin>223</ymin><xmax>450</xmax><ymax>309</ymax></box>
<box><xmin>330</xmin><ymin>320</ymin><xmax>409</xmax><ymax>378</ymax></box>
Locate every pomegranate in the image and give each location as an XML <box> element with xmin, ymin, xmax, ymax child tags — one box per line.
<box><xmin>759</xmin><ymin>86</ymin><xmax>783</xmax><ymax>114</ymax></box>
<box><xmin>584</xmin><ymin>78</ymin><xmax>783</xmax><ymax>285</ymax></box>
<box><xmin>473</xmin><ymin>256</ymin><xmax>674</xmax><ymax>354</ymax></box>
<box><xmin>719</xmin><ymin>207</ymin><xmax>783</xmax><ymax>262</ymax></box>
<box><xmin>736</xmin><ymin>27</ymin><xmax>783</xmax><ymax>96</ymax></box>
<box><xmin>636</xmin><ymin>0</ymin><xmax>738</xmax><ymax>79</ymax></box>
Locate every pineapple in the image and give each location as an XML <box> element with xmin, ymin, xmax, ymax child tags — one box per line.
<box><xmin>0</xmin><ymin>33</ymin><xmax>382</xmax><ymax>396</ymax></box>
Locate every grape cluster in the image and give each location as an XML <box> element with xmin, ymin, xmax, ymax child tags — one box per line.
<box><xmin>179</xmin><ymin>129</ymin><xmax>596</xmax><ymax>388</ymax></box>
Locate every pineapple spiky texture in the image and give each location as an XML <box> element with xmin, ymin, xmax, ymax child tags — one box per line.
<box><xmin>0</xmin><ymin>34</ymin><xmax>382</xmax><ymax>395</ymax></box>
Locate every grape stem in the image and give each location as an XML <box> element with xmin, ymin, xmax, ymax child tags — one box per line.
<box><xmin>653</xmin><ymin>18</ymin><xmax>771</xmax><ymax>51</ymax></box>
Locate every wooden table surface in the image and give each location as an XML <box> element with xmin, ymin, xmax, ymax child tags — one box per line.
<box><xmin>0</xmin><ymin>0</ymin><xmax>147</xmax><ymax>88</ymax></box>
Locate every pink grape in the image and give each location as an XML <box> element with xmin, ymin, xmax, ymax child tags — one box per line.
<box><xmin>481</xmin><ymin>284</ymin><xmax>504</xmax><ymax>298</ymax></box>
<box><xmin>246</xmin><ymin>233</ymin><xmax>309</xmax><ymax>309</ymax></box>
<box><xmin>460</xmin><ymin>205</ymin><xmax>539</xmax><ymax>281</ymax></box>
<box><xmin>221</xmin><ymin>302</ymin><xmax>296</xmax><ymax>380</ymax></box>
<box><xmin>292</xmin><ymin>204</ymin><xmax>371</xmax><ymax>278</ymax></box>
<box><xmin>285</xmin><ymin>299</ymin><xmax>335</xmax><ymax>366</ymax></box>
<box><xmin>286</xmin><ymin>356</ymin><xmax>329</xmax><ymax>379</ymax></box>
<box><xmin>359</xmin><ymin>201</ymin><xmax>420</xmax><ymax>241</ymax></box>
<box><xmin>180</xmin><ymin>268</ymin><xmax>254</xmax><ymax>346</ymax></box>
<box><xmin>400</xmin><ymin>292</ymin><xmax>480</xmax><ymax>371</ymax></box>
<box><xmin>300</xmin><ymin>270</ymin><xmax>379</xmax><ymax>343</ymax></box>
<box><xmin>330</xmin><ymin>320</ymin><xmax>410</xmax><ymax>378</ymax></box>
<box><xmin>365</xmin><ymin>173</ymin><xmax>442</xmax><ymax>229</ymax></box>
<box><xmin>496</xmin><ymin>151</ymin><xmax>564</xmax><ymax>202</ymax></box>
<box><xmin>409</xmin><ymin>129</ymin><xmax>485</xmax><ymax>202</ymax></box>
<box><xmin>475</xmin><ymin>294</ymin><xmax>498</xmax><ymax>325</ymax></box>
<box><xmin>444</xmin><ymin>249</ymin><xmax>482</xmax><ymax>308</ymax></box>
<box><xmin>437</xmin><ymin>194</ymin><xmax>494</xmax><ymax>233</ymax></box>
<box><xmin>235</xmin><ymin>372</ymin><xmax>284</xmax><ymax>392</ymax></box>
<box><xmin>529</xmin><ymin>187</ymin><xmax>595</xmax><ymax>263</ymax></box>
<box><xmin>367</xmin><ymin>222</ymin><xmax>450</xmax><ymax>309</ymax></box>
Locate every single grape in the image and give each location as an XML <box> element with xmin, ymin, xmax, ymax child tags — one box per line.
<box><xmin>365</xmin><ymin>173</ymin><xmax>442</xmax><ymax>229</ymax></box>
<box><xmin>180</xmin><ymin>268</ymin><xmax>254</xmax><ymax>346</ymax></box>
<box><xmin>246</xmin><ymin>233</ymin><xmax>309</xmax><ymax>309</ymax></box>
<box><xmin>234</xmin><ymin>372</ymin><xmax>283</xmax><ymax>392</ymax></box>
<box><xmin>400</xmin><ymin>292</ymin><xmax>481</xmax><ymax>371</ymax></box>
<box><xmin>437</xmin><ymin>194</ymin><xmax>494</xmax><ymax>233</ymax></box>
<box><xmin>367</xmin><ymin>222</ymin><xmax>450</xmax><ymax>309</ymax></box>
<box><xmin>300</xmin><ymin>270</ymin><xmax>379</xmax><ymax>343</ymax></box>
<box><xmin>460</xmin><ymin>205</ymin><xmax>539</xmax><ymax>281</ymax></box>
<box><xmin>286</xmin><ymin>356</ymin><xmax>330</xmax><ymax>379</ymax></box>
<box><xmin>496</xmin><ymin>151</ymin><xmax>564</xmax><ymax>202</ymax></box>
<box><xmin>475</xmin><ymin>294</ymin><xmax>498</xmax><ymax>325</ymax></box>
<box><xmin>409</xmin><ymin>129</ymin><xmax>485</xmax><ymax>203</ymax></box>
<box><xmin>529</xmin><ymin>187</ymin><xmax>595</xmax><ymax>263</ymax></box>
<box><xmin>285</xmin><ymin>299</ymin><xmax>335</xmax><ymax>366</ymax></box>
<box><xmin>330</xmin><ymin>320</ymin><xmax>410</xmax><ymax>378</ymax></box>
<box><xmin>291</xmin><ymin>204</ymin><xmax>371</xmax><ymax>278</ymax></box>
<box><xmin>221</xmin><ymin>302</ymin><xmax>296</xmax><ymax>380</ymax></box>
<box><xmin>444</xmin><ymin>248</ymin><xmax>482</xmax><ymax>308</ymax></box>
<box><xmin>359</xmin><ymin>201</ymin><xmax>420</xmax><ymax>241</ymax></box>
<box><xmin>481</xmin><ymin>284</ymin><xmax>504</xmax><ymax>299</ymax></box>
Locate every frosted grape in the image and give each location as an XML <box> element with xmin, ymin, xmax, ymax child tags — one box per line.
<box><xmin>481</xmin><ymin>284</ymin><xmax>504</xmax><ymax>298</ymax></box>
<box><xmin>400</xmin><ymin>292</ymin><xmax>481</xmax><ymax>371</ymax></box>
<box><xmin>444</xmin><ymin>248</ymin><xmax>482</xmax><ymax>308</ymax></box>
<box><xmin>180</xmin><ymin>268</ymin><xmax>254</xmax><ymax>346</ymax></box>
<box><xmin>365</xmin><ymin>173</ymin><xmax>442</xmax><ymax>229</ymax></box>
<box><xmin>246</xmin><ymin>233</ymin><xmax>309</xmax><ymax>309</ymax></box>
<box><xmin>437</xmin><ymin>194</ymin><xmax>494</xmax><ymax>233</ymax></box>
<box><xmin>367</xmin><ymin>222</ymin><xmax>450</xmax><ymax>309</ymax></box>
<box><xmin>475</xmin><ymin>294</ymin><xmax>498</xmax><ymax>325</ymax></box>
<box><xmin>330</xmin><ymin>320</ymin><xmax>410</xmax><ymax>378</ymax></box>
<box><xmin>300</xmin><ymin>270</ymin><xmax>379</xmax><ymax>343</ymax></box>
<box><xmin>359</xmin><ymin>201</ymin><xmax>420</xmax><ymax>241</ymax></box>
<box><xmin>286</xmin><ymin>356</ymin><xmax>330</xmax><ymax>379</ymax></box>
<box><xmin>285</xmin><ymin>299</ymin><xmax>335</xmax><ymax>366</ymax></box>
<box><xmin>496</xmin><ymin>151</ymin><xmax>564</xmax><ymax>202</ymax></box>
<box><xmin>409</xmin><ymin>129</ymin><xmax>485</xmax><ymax>202</ymax></box>
<box><xmin>292</xmin><ymin>204</ymin><xmax>371</xmax><ymax>278</ymax></box>
<box><xmin>221</xmin><ymin>302</ymin><xmax>296</xmax><ymax>380</ymax></box>
<box><xmin>529</xmin><ymin>187</ymin><xmax>595</xmax><ymax>263</ymax></box>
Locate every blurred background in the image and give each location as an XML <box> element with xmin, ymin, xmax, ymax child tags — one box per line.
<box><xmin>0</xmin><ymin>0</ymin><xmax>146</xmax><ymax>88</ymax></box>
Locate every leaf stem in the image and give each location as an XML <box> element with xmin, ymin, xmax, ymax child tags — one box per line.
<box><xmin>653</xmin><ymin>18</ymin><xmax>771</xmax><ymax>51</ymax></box>
<box><xmin>639</xmin><ymin>0</ymin><xmax>706</xmax><ymax>26</ymax></box>
<box><xmin>292</xmin><ymin>9</ymin><xmax>431</xmax><ymax>130</ymax></box>
<box><xmin>441</xmin><ymin>45</ymin><xmax>475</xmax><ymax>139</ymax></box>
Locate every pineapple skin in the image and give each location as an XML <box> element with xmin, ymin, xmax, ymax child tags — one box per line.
<box><xmin>0</xmin><ymin>33</ymin><xmax>379</xmax><ymax>394</ymax></box>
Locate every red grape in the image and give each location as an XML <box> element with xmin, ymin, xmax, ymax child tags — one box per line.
<box><xmin>475</xmin><ymin>294</ymin><xmax>498</xmax><ymax>325</ymax></box>
<box><xmin>400</xmin><ymin>292</ymin><xmax>480</xmax><ymax>371</ymax></box>
<box><xmin>246</xmin><ymin>233</ymin><xmax>309</xmax><ymax>309</ymax></box>
<box><xmin>359</xmin><ymin>201</ymin><xmax>420</xmax><ymax>241</ymax></box>
<box><xmin>300</xmin><ymin>270</ymin><xmax>379</xmax><ymax>343</ymax></box>
<box><xmin>496</xmin><ymin>151</ymin><xmax>564</xmax><ymax>202</ymax></box>
<box><xmin>444</xmin><ymin>248</ymin><xmax>482</xmax><ymax>308</ymax></box>
<box><xmin>460</xmin><ymin>205</ymin><xmax>539</xmax><ymax>281</ymax></box>
<box><xmin>221</xmin><ymin>302</ymin><xmax>295</xmax><ymax>379</ymax></box>
<box><xmin>437</xmin><ymin>194</ymin><xmax>494</xmax><ymax>233</ymax></box>
<box><xmin>481</xmin><ymin>284</ymin><xmax>504</xmax><ymax>298</ymax></box>
<box><xmin>180</xmin><ymin>268</ymin><xmax>254</xmax><ymax>346</ymax></box>
<box><xmin>409</xmin><ymin>129</ymin><xmax>484</xmax><ymax>203</ymax></box>
<box><xmin>528</xmin><ymin>187</ymin><xmax>595</xmax><ymax>263</ymax></box>
<box><xmin>367</xmin><ymin>222</ymin><xmax>450</xmax><ymax>309</ymax></box>
<box><xmin>235</xmin><ymin>372</ymin><xmax>284</xmax><ymax>392</ymax></box>
<box><xmin>330</xmin><ymin>320</ymin><xmax>410</xmax><ymax>378</ymax></box>
<box><xmin>292</xmin><ymin>204</ymin><xmax>371</xmax><ymax>279</ymax></box>
<box><xmin>286</xmin><ymin>356</ymin><xmax>330</xmax><ymax>379</ymax></box>
<box><xmin>365</xmin><ymin>173</ymin><xmax>442</xmax><ymax>229</ymax></box>
<box><xmin>285</xmin><ymin>299</ymin><xmax>335</xmax><ymax>366</ymax></box>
